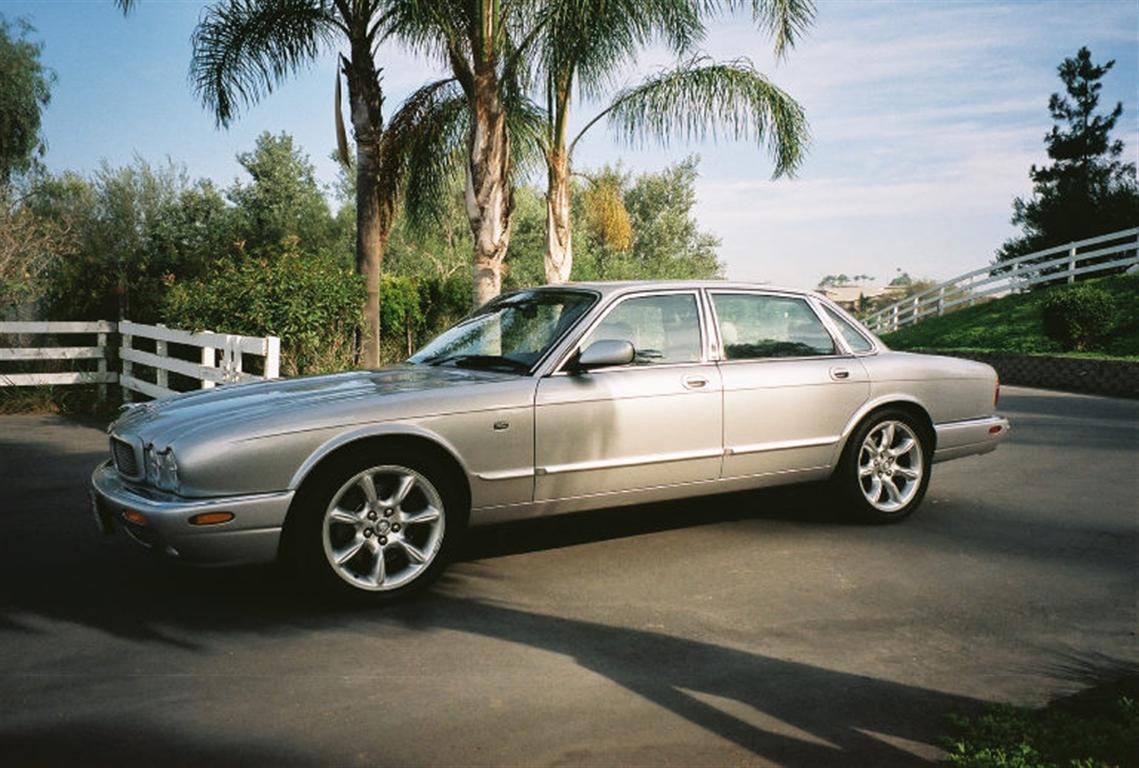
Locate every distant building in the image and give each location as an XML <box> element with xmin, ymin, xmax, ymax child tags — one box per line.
<box><xmin>815</xmin><ymin>284</ymin><xmax>906</xmax><ymax>311</ymax></box>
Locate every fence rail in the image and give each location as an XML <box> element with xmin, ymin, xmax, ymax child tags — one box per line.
<box><xmin>0</xmin><ymin>321</ymin><xmax>116</xmax><ymax>399</ymax></box>
<box><xmin>0</xmin><ymin>320</ymin><xmax>280</xmax><ymax>402</ymax></box>
<box><xmin>119</xmin><ymin>321</ymin><xmax>280</xmax><ymax>401</ymax></box>
<box><xmin>863</xmin><ymin>227</ymin><xmax>1139</xmax><ymax>334</ymax></box>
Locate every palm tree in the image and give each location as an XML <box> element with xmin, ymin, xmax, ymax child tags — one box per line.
<box><xmin>538</xmin><ymin>0</ymin><xmax>814</xmax><ymax>283</ymax></box>
<box><xmin>384</xmin><ymin>0</ymin><xmax>544</xmax><ymax>307</ymax></box>
<box><xmin>118</xmin><ymin>0</ymin><xmax>400</xmax><ymax>367</ymax></box>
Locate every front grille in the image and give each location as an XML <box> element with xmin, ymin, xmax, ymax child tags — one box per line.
<box><xmin>111</xmin><ymin>437</ymin><xmax>140</xmax><ymax>478</ymax></box>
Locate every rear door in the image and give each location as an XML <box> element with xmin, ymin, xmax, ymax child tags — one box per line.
<box><xmin>709</xmin><ymin>291</ymin><xmax>870</xmax><ymax>480</ymax></box>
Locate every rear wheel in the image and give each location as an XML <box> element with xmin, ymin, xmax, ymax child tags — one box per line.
<box><xmin>838</xmin><ymin>410</ymin><xmax>931</xmax><ymax>523</ymax></box>
<box><xmin>288</xmin><ymin>446</ymin><xmax>465</xmax><ymax>601</ymax></box>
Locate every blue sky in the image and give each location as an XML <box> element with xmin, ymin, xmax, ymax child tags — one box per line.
<box><xmin>6</xmin><ymin>0</ymin><xmax>1138</xmax><ymax>288</ymax></box>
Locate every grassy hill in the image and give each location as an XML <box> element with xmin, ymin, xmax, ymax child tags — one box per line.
<box><xmin>879</xmin><ymin>273</ymin><xmax>1139</xmax><ymax>360</ymax></box>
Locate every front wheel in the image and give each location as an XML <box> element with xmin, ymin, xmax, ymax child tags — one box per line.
<box><xmin>288</xmin><ymin>447</ymin><xmax>465</xmax><ymax>601</ymax></box>
<box><xmin>838</xmin><ymin>411</ymin><xmax>931</xmax><ymax>523</ymax></box>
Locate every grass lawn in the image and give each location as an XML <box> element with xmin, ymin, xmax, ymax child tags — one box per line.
<box><xmin>879</xmin><ymin>273</ymin><xmax>1139</xmax><ymax>361</ymax></box>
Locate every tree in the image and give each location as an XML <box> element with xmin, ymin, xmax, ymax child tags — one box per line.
<box><xmin>537</xmin><ymin>0</ymin><xmax>812</xmax><ymax>284</ymax></box>
<box><xmin>117</xmin><ymin>0</ymin><xmax>414</xmax><ymax>367</ymax></box>
<box><xmin>384</xmin><ymin>0</ymin><xmax>546</xmax><ymax>307</ymax></box>
<box><xmin>996</xmin><ymin>47</ymin><xmax>1138</xmax><ymax>265</ymax></box>
<box><xmin>0</xmin><ymin>15</ymin><xmax>54</xmax><ymax>188</ymax></box>
<box><xmin>32</xmin><ymin>159</ymin><xmax>233</xmax><ymax>322</ymax></box>
<box><xmin>228</xmin><ymin>131</ymin><xmax>338</xmax><ymax>254</ymax></box>
<box><xmin>504</xmin><ymin>157</ymin><xmax>723</xmax><ymax>284</ymax></box>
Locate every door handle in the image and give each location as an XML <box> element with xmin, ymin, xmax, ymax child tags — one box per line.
<box><xmin>683</xmin><ymin>375</ymin><xmax>708</xmax><ymax>390</ymax></box>
<box><xmin>830</xmin><ymin>367</ymin><xmax>851</xmax><ymax>381</ymax></box>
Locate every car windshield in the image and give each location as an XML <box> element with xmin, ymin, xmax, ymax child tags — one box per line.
<box><xmin>408</xmin><ymin>289</ymin><xmax>597</xmax><ymax>373</ymax></box>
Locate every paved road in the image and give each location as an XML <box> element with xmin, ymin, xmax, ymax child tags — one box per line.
<box><xmin>1</xmin><ymin>386</ymin><xmax>1135</xmax><ymax>766</ymax></box>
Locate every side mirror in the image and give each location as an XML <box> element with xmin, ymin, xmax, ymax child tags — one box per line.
<box><xmin>576</xmin><ymin>339</ymin><xmax>635</xmax><ymax>370</ymax></box>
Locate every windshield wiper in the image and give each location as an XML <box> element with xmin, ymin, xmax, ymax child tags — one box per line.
<box><xmin>427</xmin><ymin>354</ymin><xmax>530</xmax><ymax>373</ymax></box>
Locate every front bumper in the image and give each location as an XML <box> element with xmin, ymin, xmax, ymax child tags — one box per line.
<box><xmin>90</xmin><ymin>461</ymin><xmax>293</xmax><ymax>566</ymax></box>
<box><xmin>933</xmin><ymin>415</ymin><xmax>1010</xmax><ymax>463</ymax></box>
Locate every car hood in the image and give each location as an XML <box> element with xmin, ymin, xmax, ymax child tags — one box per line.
<box><xmin>111</xmin><ymin>364</ymin><xmax>523</xmax><ymax>448</ymax></box>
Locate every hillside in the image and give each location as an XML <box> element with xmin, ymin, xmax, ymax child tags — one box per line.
<box><xmin>879</xmin><ymin>273</ymin><xmax>1139</xmax><ymax>360</ymax></box>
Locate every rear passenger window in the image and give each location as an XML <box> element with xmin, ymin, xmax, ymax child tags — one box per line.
<box><xmin>582</xmin><ymin>293</ymin><xmax>702</xmax><ymax>365</ymax></box>
<box><xmin>712</xmin><ymin>294</ymin><xmax>836</xmax><ymax>359</ymax></box>
<box><xmin>821</xmin><ymin>305</ymin><xmax>874</xmax><ymax>353</ymax></box>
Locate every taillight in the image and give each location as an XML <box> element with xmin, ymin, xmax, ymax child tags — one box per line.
<box><xmin>994</xmin><ymin>377</ymin><xmax>1000</xmax><ymax>408</ymax></box>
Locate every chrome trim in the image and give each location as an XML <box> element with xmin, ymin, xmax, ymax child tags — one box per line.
<box><xmin>474</xmin><ymin>468</ymin><xmax>536</xmax><ymax>481</ymax></box>
<box><xmin>109</xmin><ymin>433</ymin><xmax>145</xmax><ymax>481</ymax></box>
<box><xmin>538</xmin><ymin>446</ymin><xmax>723</xmax><ymax>476</ymax></box>
<box><xmin>725</xmin><ymin>435</ymin><xmax>839</xmax><ymax>457</ymax></box>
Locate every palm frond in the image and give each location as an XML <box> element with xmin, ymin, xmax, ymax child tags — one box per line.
<box><xmin>539</xmin><ymin>0</ymin><xmax>704</xmax><ymax>100</ymax></box>
<box><xmin>191</xmin><ymin>0</ymin><xmax>336</xmax><ymax>126</ymax></box>
<box><xmin>379</xmin><ymin>78</ymin><xmax>468</xmax><ymax>231</ymax></box>
<box><xmin>502</xmin><ymin>82</ymin><xmax>547</xmax><ymax>183</ymax></box>
<box><xmin>721</xmin><ymin>0</ymin><xmax>815</xmax><ymax>58</ymax></box>
<box><xmin>597</xmin><ymin>57</ymin><xmax>809</xmax><ymax>177</ymax></box>
<box><xmin>380</xmin><ymin>0</ymin><xmax>472</xmax><ymax>68</ymax></box>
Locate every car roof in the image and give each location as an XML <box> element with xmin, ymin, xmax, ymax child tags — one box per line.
<box><xmin>537</xmin><ymin>280</ymin><xmax>816</xmax><ymax>300</ymax></box>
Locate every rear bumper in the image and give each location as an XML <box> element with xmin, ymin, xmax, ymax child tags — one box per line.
<box><xmin>933</xmin><ymin>415</ymin><xmax>1010</xmax><ymax>463</ymax></box>
<box><xmin>90</xmin><ymin>461</ymin><xmax>291</xmax><ymax>566</ymax></box>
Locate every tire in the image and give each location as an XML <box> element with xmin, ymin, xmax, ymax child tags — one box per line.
<box><xmin>286</xmin><ymin>444</ymin><xmax>467</xmax><ymax>602</ymax></box>
<box><xmin>837</xmin><ymin>409</ymin><xmax>932</xmax><ymax>523</ymax></box>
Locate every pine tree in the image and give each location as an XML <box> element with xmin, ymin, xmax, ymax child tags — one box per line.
<box><xmin>997</xmin><ymin>47</ymin><xmax>1138</xmax><ymax>265</ymax></box>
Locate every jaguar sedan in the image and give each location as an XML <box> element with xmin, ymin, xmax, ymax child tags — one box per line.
<box><xmin>91</xmin><ymin>282</ymin><xmax>1008</xmax><ymax>600</ymax></box>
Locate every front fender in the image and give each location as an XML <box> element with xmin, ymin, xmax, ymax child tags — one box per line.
<box><xmin>286</xmin><ymin>423</ymin><xmax>472</xmax><ymax>492</ymax></box>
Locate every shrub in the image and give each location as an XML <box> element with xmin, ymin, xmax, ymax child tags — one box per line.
<box><xmin>164</xmin><ymin>249</ymin><xmax>364</xmax><ymax>376</ymax></box>
<box><xmin>1041</xmin><ymin>285</ymin><xmax>1118</xmax><ymax>351</ymax></box>
<box><xmin>379</xmin><ymin>274</ymin><xmax>471</xmax><ymax>361</ymax></box>
<box><xmin>943</xmin><ymin>694</ymin><xmax>1138</xmax><ymax>768</ymax></box>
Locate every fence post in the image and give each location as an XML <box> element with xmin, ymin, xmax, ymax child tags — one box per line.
<box><xmin>1067</xmin><ymin>243</ymin><xmax>1077</xmax><ymax>284</ymax></box>
<box><xmin>221</xmin><ymin>335</ymin><xmax>243</xmax><ymax>383</ymax></box>
<box><xmin>936</xmin><ymin>286</ymin><xmax>945</xmax><ymax>317</ymax></box>
<box><xmin>155</xmin><ymin>324</ymin><xmax>168</xmax><ymax>391</ymax></box>
<box><xmin>200</xmin><ymin>345</ymin><xmax>216</xmax><ymax>389</ymax></box>
<box><xmin>910</xmin><ymin>296</ymin><xmax>919</xmax><ymax>325</ymax></box>
<box><xmin>96</xmin><ymin>332</ymin><xmax>108</xmax><ymax>402</ymax></box>
<box><xmin>891</xmin><ymin>304</ymin><xmax>898</xmax><ymax>331</ymax></box>
<box><xmin>264</xmin><ymin>336</ymin><xmax>280</xmax><ymax>380</ymax></box>
<box><xmin>121</xmin><ymin>330</ymin><xmax>133</xmax><ymax>403</ymax></box>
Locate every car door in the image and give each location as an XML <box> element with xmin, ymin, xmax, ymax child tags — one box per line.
<box><xmin>709</xmin><ymin>291</ymin><xmax>870</xmax><ymax>481</ymax></box>
<box><xmin>534</xmin><ymin>290</ymin><xmax>723</xmax><ymax>502</ymax></box>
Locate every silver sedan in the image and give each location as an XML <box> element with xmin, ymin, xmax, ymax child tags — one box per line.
<box><xmin>91</xmin><ymin>282</ymin><xmax>1009</xmax><ymax>600</ymax></box>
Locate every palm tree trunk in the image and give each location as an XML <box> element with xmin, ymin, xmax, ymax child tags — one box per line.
<box><xmin>345</xmin><ymin>44</ymin><xmax>388</xmax><ymax>368</ymax></box>
<box><xmin>355</xmin><ymin>138</ymin><xmax>386</xmax><ymax>367</ymax></box>
<box><xmin>544</xmin><ymin>149</ymin><xmax>572</xmax><ymax>283</ymax></box>
<box><xmin>466</xmin><ymin>72</ymin><xmax>512</xmax><ymax>308</ymax></box>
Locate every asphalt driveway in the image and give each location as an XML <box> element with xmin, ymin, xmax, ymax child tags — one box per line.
<box><xmin>0</xmin><ymin>386</ymin><xmax>1135</xmax><ymax>766</ymax></box>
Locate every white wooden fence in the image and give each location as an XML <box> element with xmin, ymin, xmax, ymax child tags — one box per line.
<box><xmin>863</xmin><ymin>227</ymin><xmax>1139</xmax><ymax>334</ymax></box>
<box><xmin>0</xmin><ymin>321</ymin><xmax>117</xmax><ymax>400</ymax></box>
<box><xmin>0</xmin><ymin>320</ymin><xmax>280</xmax><ymax>402</ymax></box>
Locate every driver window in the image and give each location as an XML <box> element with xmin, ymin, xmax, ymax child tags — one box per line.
<box><xmin>582</xmin><ymin>293</ymin><xmax>703</xmax><ymax>366</ymax></box>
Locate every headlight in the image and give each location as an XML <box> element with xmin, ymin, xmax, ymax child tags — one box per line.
<box><xmin>145</xmin><ymin>444</ymin><xmax>180</xmax><ymax>492</ymax></box>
